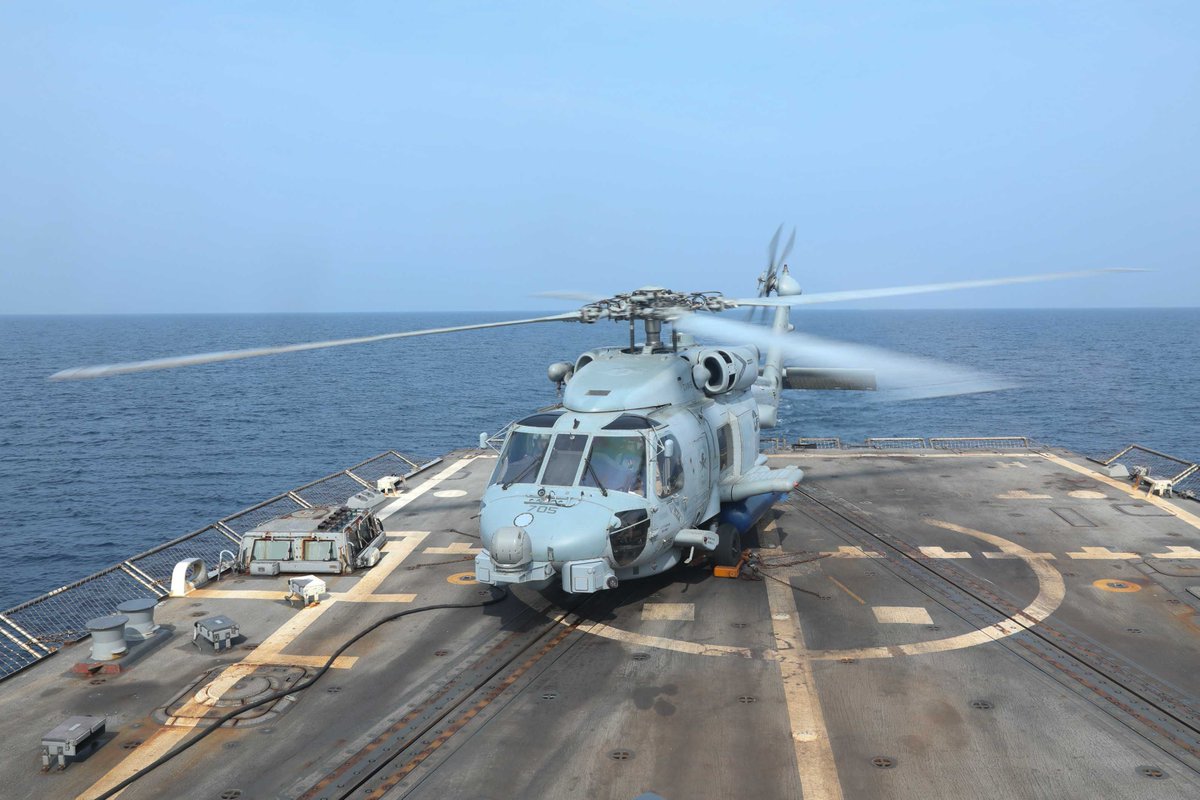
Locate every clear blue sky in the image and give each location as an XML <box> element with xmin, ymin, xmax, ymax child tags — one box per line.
<box><xmin>1</xmin><ymin>2</ymin><xmax>1196</xmax><ymax>313</ymax></box>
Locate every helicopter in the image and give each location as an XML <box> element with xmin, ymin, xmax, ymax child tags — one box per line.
<box><xmin>50</xmin><ymin>230</ymin><xmax>1135</xmax><ymax>593</ymax></box>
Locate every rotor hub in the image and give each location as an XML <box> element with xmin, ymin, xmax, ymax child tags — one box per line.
<box><xmin>579</xmin><ymin>288</ymin><xmax>728</xmax><ymax>323</ymax></box>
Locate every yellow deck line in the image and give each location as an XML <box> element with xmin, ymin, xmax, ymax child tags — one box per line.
<box><xmin>826</xmin><ymin>576</ymin><xmax>866</xmax><ymax>605</ymax></box>
<box><xmin>333</xmin><ymin>593</ymin><xmax>417</xmax><ymax>603</ymax></box>
<box><xmin>189</xmin><ymin>588</ymin><xmax>289</xmax><ymax>600</ymax></box>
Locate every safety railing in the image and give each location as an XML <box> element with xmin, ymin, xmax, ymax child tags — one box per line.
<box><xmin>930</xmin><ymin>436</ymin><xmax>1030</xmax><ymax>450</ymax></box>
<box><xmin>0</xmin><ymin>449</ymin><xmax>438</xmax><ymax>684</ymax></box>
<box><xmin>794</xmin><ymin>437</ymin><xmax>842</xmax><ymax>450</ymax></box>
<box><xmin>866</xmin><ymin>437</ymin><xmax>929</xmax><ymax>449</ymax></box>
<box><xmin>765</xmin><ymin>435</ymin><xmax>1035</xmax><ymax>453</ymax></box>
<box><xmin>484</xmin><ymin>422</ymin><xmax>514</xmax><ymax>453</ymax></box>
<box><xmin>1091</xmin><ymin>444</ymin><xmax>1200</xmax><ymax>499</ymax></box>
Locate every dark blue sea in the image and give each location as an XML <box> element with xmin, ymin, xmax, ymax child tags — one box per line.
<box><xmin>1</xmin><ymin>309</ymin><xmax>1197</xmax><ymax>609</ymax></box>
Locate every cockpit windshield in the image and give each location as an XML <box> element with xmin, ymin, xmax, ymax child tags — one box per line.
<box><xmin>492</xmin><ymin>431</ymin><xmax>551</xmax><ymax>486</ymax></box>
<box><xmin>582</xmin><ymin>435</ymin><xmax>647</xmax><ymax>496</ymax></box>
<box><xmin>541</xmin><ymin>433</ymin><xmax>588</xmax><ymax>486</ymax></box>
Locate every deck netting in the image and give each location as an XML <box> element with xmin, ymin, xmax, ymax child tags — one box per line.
<box><xmin>349</xmin><ymin>452</ymin><xmax>421</xmax><ymax>484</ymax></box>
<box><xmin>1176</xmin><ymin>473</ymin><xmax>1200</xmax><ymax>497</ymax></box>
<box><xmin>221</xmin><ymin>495</ymin><xmax>307</xmax><ymax>536</ymax></box>
<box><xmin>4</xmin><ymin>567</ymin><xmax>157</xmax><ymax>646</ymax></box>
<box><xmin>295</xmin><ymin>472</ymin><xmax>369</xmax><ymax>507</ymax></box>
<box><xmin>129</xmin><ymin>526</ymin><xmax>239</xmax><ymax>586</ymax></box>
<box><xmin>0</xmin><ymin>620</ymin><xmax>45</xmax><ymax>678</ymax></box>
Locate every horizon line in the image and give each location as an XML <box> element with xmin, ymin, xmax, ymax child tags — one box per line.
<box><xmin>1</xmin><ymin>305</ymin><xmax>1198</xmax><ymax>318</ymax></box>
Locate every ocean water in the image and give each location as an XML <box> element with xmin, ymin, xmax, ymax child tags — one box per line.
<box><xmin>1</xmin><ymin>308</ymin><xmax>1197</xmax><ymax>609</ymax></box>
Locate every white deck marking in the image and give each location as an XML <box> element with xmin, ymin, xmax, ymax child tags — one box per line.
<box><xmin>432</xmin><ymin>488</ymin><xmax>468</xmax><ymax>498</ymax></box>
<box><xmin>1066</xmin><ymin>546</ymin><xmax>1140</xmax><ymax>560</ymax></box>
<box><xmin>374</xmin><ymin>457</ymin><xmax>478</xmax><ymax>518</ymax></box>
<box><xmin>424</xmin><ymin>542</ymin><xmax>482</xmax><ymax>555</ymax></box>
<box><xmin>573</xmin><ymin>622</ymin><xmax>752</xmax><ymax>658</ymax></box>
<box><xmin>919</xmin><ymin>546</ymin><xmax>971</xmax><ymax>559</ymax></box>
<box><xmin>1151</xmin><ymin>546</ymin><xmax>1200</xmax><ymax>559</ymax></box>
<box><xmin>871</xmin><ymin>519</ymin><xmax>1068</xmax><ymax>660</ymax></box>
<box><xmin>995</xmin><ymin>489</ymin><xmax>1052</xmax><ymax>500</ymax></box>
<box><xmin>761</xmin><ymin>518</ymin><xmax>845</xmax><ymax>800</ymax></box>
<box><xmin>822</xmin><ymin>546</ymin><xmax>884</xmax><ymax>558</ymax></box>
<box><xmin>1068</xmin><ymin>490</ymin><xmax>1108</xmax><ymax>499</ymax></box>
<box><xmin>78</xmin><ymin>457</ymin><xmax>477</xmax><ymax>799</ymax></box>
<box><xmin>983</xmin><ymin>551</ymin><xmax>1056</xmax><ymax>560</ymax></box>
<box><xmin>641</xmin><ymin>603</ymin><xmax>695</xmax><ymax>621</ymax></box>
<box><xmin>873</xmin><ymin>606</ymin><xmax>934</xmax><ymax>625</ymax></box>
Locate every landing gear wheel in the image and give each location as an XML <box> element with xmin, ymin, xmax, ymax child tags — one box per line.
<box><xmin>714</xmin><ymin>523</ymin><xmax>742</xmax><ymax>568</ymax></box>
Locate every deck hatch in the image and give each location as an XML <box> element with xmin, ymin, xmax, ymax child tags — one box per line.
<box><xmin>1050</xmin><ymin>507</ymin><xmax>1096</xmax><ymax>527</ymax></box>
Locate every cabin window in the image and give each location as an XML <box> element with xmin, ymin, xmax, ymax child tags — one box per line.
<box><xmin>252</xmin><ymin>539</ymin><xmax>292</xmax><ymax>561</ymax></box>
<box><xmin>655</xmin><ymin>435</ymin><xmax>683</xmax><ymax>497</ymax></box>
<box><xmin>492</xmin><ymin>431</ymin><xmax>551</xmax><ymax>486</ymax></box>
<box><xmin>582</xmin><ymin>435</ymin><xmax>647</xmax><ymax>496</ymax></box>
<box><xmin>303</xmin><ymin>539</ymin><xmax>336</xmax><ymax>561</ymax></box>
<box><xmin>541</xmin><ymin>433</ymin><xmax>589</xmax><ymax>486</ymax></box>
<box><xmin>602</xmin><ymin>414</ymin><xmax>655</xmax><ymax>430</ymax></box>
<box><xmin>717</xmin><ymin>423</ymin><xmax>733</xmax><ymax>471</ymax></box>
<box><xmin>517</xmin><ymin>411</ymin><xmax>564</xmax><ymax>428</ymax></box>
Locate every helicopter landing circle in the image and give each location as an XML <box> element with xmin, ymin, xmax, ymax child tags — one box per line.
<box><xmin>559</xmin><ymin>520</ymin><xmax>1065</xmax><ymax>663</ymax></box>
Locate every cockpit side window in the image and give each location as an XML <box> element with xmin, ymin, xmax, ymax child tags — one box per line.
<box><xmin>717</xmin><ymin>423</ymin><xmax>733</xmax><ymax>471</ymax></box>
<box><xmin>491</xmin><ymin>431</ymin><xmax>551</xmax><ymax>486</ymax></box>
<box><xmin>655</xmin><ymin>435</ymin><xmax>683</xmax><ymax>497</ymax></box>
<box><xmin>541</xmin><ymin>433</ymin><xmax>589</xmax><ymax>486</ymax></box>
<box><xmin>582</xmin><ymin>435</ymin><xmax>647</xmax><ymax>496</ymax></box>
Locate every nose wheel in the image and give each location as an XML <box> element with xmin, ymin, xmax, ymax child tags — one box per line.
<box><xmin>714</xmin><ymin>523</ymin><xmax>742</xmax><ymax>568</ymax></box>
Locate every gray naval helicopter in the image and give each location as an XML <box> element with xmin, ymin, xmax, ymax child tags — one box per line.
<box><xmin>51</xmin><ymin>229</ymin><xmax>1134</xmax><ymax>594</ymax></box>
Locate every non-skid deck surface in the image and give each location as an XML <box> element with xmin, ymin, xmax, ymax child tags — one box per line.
<box><xmin>2</xmin><ymin>447</ymin><xmax>1199</xmax><ymax>799</ymax></box>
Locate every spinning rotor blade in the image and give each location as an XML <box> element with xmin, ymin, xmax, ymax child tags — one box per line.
<box><xmin>753</xmin><ymin>224</ymin><xmax>796</xmax><ymax>324</ymax></box>
<box><xmin>675</xmin><ymin>313</ymin><xmax>1014</xmax><ymax>400</ymax></box>
<box><xmin>732</xmin><ymin>268</ymin><xmax>1142</xmax><ymax>307</ymax></box>
<box><xmin>778</xmin><ymin>227</ymin><xmax>796</xmax><ymax>271</ymax></box>
<box><xmin>532</xmin><ymin>290</ymin><xmax>608</xmax><ymax>303</ymax></box>
<box><xmin>764</xmin><ymin>223</ymin><xmax>783</xmax><ymax>288</ymax></box>
<box><xmin>49</xmin><ymin>312</ymin><xmax>582</xmax><ymax>380</ymax></box>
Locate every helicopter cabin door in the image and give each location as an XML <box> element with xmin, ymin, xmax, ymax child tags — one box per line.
<box><xmin>736</xmin><ymin>408</ymin><xmax>758</xmax><ymax>469</ymax></box>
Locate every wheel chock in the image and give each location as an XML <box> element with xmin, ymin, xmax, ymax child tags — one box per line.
<box><xmin>713</xmin><ymin>550</ymin><xmax>750</xmax><ymax>579</ymax></box>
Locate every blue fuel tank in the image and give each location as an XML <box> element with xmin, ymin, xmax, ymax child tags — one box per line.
<box><xmin>717</xmin><ymin>492</ymin><xmax>785</xmax><ymax>536</ymax></box>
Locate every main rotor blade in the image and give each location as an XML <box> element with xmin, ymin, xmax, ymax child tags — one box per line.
<box><xmin>532</xmin><ymin>291</ymin><xmax>608</xmax><ymax>303</ymax></box>
<box><xmin>778</xmin><ymin>226</ymin><xmax>796</xmax><ymax>270</ymax></box>
<box><xmin>731</xmin><ymin>268</ymin><xmax>1143</xmax><ymax>307</ymax></box>
<box><xmin>49</xmin><ymin>312</ymin><xmax>583</xmax><ymax>380</ymax></box>
<box><xmin>675</xmin><ymin>313</ymin><xmax>1014</xmax><ymax>400</ymax></box>
<box><xmin>766</xmin><ymin>224</ymin><xmax>783</xmax><ymax>278</ymax></box>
